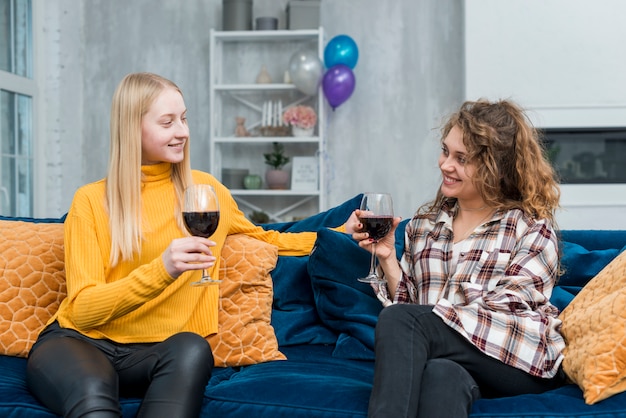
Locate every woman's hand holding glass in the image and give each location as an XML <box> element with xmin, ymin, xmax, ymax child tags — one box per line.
<box><xmin>353</xmin><ymin>212</ymin><xmax>398</xmax><ymax>253</ymax></box>
<box><xmin>353</xmin><ymin>193</ymin><xmax>395</xmax><ymax>284</ymax></box>
<box><xmin>352</xmin><ymin>210</ymin><xmax>402</xmax><ymax>290</ymax></box>
<box><xmin>161</xmin><ymin>236</ymin><xmax>217</xmax><ymax>280</ymax></box>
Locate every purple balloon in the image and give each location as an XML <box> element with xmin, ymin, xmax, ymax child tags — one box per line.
<box><xmin>322</xmin><ymin>65</ymin><xmax>356</xmax><ymax>110</ymax></box>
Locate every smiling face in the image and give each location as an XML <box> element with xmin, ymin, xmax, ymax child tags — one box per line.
<box><xmin>141</xmin><ymin>87</ymin><xmax>188</xmax><ymax>165</ymax></box>
<box><xmin>438</xmin><ymin>125</ymin><xmax>485</xmax><ymax>208</ymax></box>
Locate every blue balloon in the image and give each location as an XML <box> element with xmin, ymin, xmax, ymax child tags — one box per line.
<box><xmin>324</xmin><ymin>35</ymin><xmax>359</xmax><ymax>69</ymax></box>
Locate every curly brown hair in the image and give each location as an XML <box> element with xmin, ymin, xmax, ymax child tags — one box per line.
<box><xmin>425</xmin><ymin>99</ymin><xmax>560</xmax><ymax>223</ymax></box>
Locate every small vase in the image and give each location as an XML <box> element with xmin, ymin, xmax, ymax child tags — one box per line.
<box><xmin>243</xmin><ymin>174</ymin><xmax>262</xmax><ymax>189</ymax></box>
<box><xmin>292</xmin><ymin>126</ymin><xmax>314</xmax><ymax>137</ymax></box>
<box><xmin>265</xmin><ymin>169</ymin><xmax>289</xmax><ymax>190</ymax></box>
<box><xmin>256</xmin><ymin>65</ymin><xmax>272</xmax><ymax>84</ymax></box>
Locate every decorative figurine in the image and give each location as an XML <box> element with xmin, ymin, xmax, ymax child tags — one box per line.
<box><xmin>235</xmin><ymin>117</ymin><xmax>251</xmax><ymax>137</ymax></box>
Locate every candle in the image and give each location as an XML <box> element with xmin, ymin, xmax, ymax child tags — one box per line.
<box><xmin>262</xmin><ymin>101</ymin><xmax>267</xmax><ymax>127</ymax></box>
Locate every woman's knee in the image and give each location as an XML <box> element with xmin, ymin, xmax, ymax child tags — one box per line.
<box><xmin>376</xmin><ymin>303</ymin><xmax>433</xmax><ymax>334</ymax></box>
<box><xmin>27</xmin><ymin>337</ymin><xmax>120</xmax><ymax>417</ymax></box>
<box><xmin>418</xmin><ymin>359</ymin><xmax>480</xmax><ymax>417</ymax></box>
<box><xmin>164</xmin><ymin>332</ymin><xmax>214</xmax><ymax>372</ymax></box>
<box><xmin>377</xmin><ymin>303</ymin><xmax>409</xmax><ymax>327</ymax></box>
<box><xmin>422</xmin><ymin>359</ymin><xmax>481</xmax><ymax>401</ymax></box>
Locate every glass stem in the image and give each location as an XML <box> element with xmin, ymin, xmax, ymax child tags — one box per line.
<box><xmin>369</xmin><ymin>242</ymin><xmax>377</xmax><ymax>277</ymax></box>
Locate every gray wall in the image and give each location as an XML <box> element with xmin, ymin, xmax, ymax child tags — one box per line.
<box><xmin>37</xmin><ymin>0</ymin><xmax>464</xmax><ymax>219</ymax></box>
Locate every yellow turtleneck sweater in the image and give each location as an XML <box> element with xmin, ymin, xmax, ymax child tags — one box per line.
<box><xmin>53</xmin><ymin>163</ymin><xmax>342</xmax><ymax>343</ymax></box>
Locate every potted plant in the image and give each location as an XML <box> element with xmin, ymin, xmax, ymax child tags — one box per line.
<box><xmin>249</xmin><ymin>210</ymin><xmax>270</xmax><ymax>224</ymax></box>
<box><xmin>263</xmin><ymin>142</ymin><xmax>290</xmax><ymax>189</ymax></box>
<box><xmin>282</xmin><ymin>105</ymin><xmax>317</xmax><ymax>137</ymax></box>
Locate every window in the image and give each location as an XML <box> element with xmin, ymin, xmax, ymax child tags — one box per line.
<box><xmin>0</xmin><ymin>0</ymin><xmax>33</xmax><ymax>217</ymax></box>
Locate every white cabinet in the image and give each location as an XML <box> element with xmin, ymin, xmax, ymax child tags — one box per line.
<box><xmin>209</xmin><ymin>28</ymin><xmax>325</xmax><ymax>222</ymax></box>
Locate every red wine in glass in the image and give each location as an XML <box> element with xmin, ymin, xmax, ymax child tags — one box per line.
<box><xmin>183</xmin><ymin>211</ymin><xmax>220</xmax><ymax>238</ymax></box>
<box><xmin>183</xmin><ymin>185</ymin><xmax>221</xmax><ymax>286</ymax></box>
<box><xmin>359</xmin><ymin>215</ymin><xmax>393</xmax><ymax>241</ymax></box>
<box><xmin>357</xmin><ymin>193</ymin><xmax>394</xmax><ymax>284</ymax></box>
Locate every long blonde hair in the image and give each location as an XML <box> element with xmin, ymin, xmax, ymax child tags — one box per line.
<box><xmin>424</xmin><ymin>99</ymin><xmax>560</xmax><ymax>223</ymax></box>
<box><xmin>106</xmin><ymin>72</ymin><xmax>193</xmax><ymax>266</ymax></box>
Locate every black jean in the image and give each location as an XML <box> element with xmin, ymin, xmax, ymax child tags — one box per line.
<box><xmin>26</xmin><ymin>322</ymin><xmax>214</xmax><ymax>418</ymax></box>
<box><xmin>368</xmin><ymin>304</ymin><xmax>565</xmax><ymax>418</ymax></box>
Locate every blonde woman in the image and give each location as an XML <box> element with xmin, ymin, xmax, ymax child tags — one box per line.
<box><xmin>351</xmin><ymin>99</ymin><xmax>566</xmax><ymax>418</ymax></box>
<box><xmin>26</xmin><ymin>72</ymin><xmax>354</xmax><ymax>418</ymax></box>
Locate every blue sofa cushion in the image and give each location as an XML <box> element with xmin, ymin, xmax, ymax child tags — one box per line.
<box><xmin>0</xmin><ymin>215</ymin><xmax>66</xmax><ymax>224</ymax></box>
<box><xmin>470</xmin><ymin>383</ymin><xmax>626</xmax><ymax>417</ymax></box>
<box><xmin>204</xmin><ymin>345</ymin><xmax>370</xmax><ymax>418</ymax></box>
<box><xmin>0</xmin><ymin>355</ymin><xmax>140</xmax><ymax>418</ymax></box>
<box><xmin>560</xmin><ymin>230</ymin><xmax>626</xmax><ymax>252</ymax></box>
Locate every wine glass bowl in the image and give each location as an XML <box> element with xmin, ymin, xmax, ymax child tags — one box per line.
<box><xmin>358</xmin><ymin>215</ymin><xmax>393</xmax><ymax>242</ymax></box>
<box><xmin>358</xmin><ymin>193</ymin><xmax>394</xmax><ymax>284</ymax></box>
<box><xmin>183</xmin><ymin>184</ymin><xmax>221</xmax><ymax>286</ymax></box>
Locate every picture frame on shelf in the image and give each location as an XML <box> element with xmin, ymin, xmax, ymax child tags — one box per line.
<box><xmin>291</xmin><ymin>156</ymin><xmax>318</xmax><ymax>191</ymax></box>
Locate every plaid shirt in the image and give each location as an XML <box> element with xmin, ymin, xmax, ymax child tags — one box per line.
<box><xmin>375</xmin><ymin>202</ymin><xmax>565</xmax><ymax>378</ymax></box>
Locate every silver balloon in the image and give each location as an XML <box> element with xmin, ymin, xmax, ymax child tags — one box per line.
<box><xmin>288</xmin><ymin>49</ymin><xmax>323</xmax><ymax>95</ymax></box>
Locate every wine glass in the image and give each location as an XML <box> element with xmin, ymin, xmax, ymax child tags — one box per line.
<box><xmin>357</xmin><ymin>193</ymin><xmax>394</xmax><ymax>284</ymax></box>
<box><xmin>183</xmin><ymin>184</ymin><xmax>221</xmax><ymax>286</ymax></box>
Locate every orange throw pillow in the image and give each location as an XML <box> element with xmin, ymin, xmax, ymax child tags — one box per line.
<box><xmin>206</xmin><ymin>234</ymin><xmax>285</xmax><ymax>367</ymax></box>
<box><xmin>559</xmin><ymin>250</ymin><xmax>626</xmax><ymax>404</ymax></box>
<box><xmin>0</xmin><ymin>220</ymin><xmax>66</xmax><ymax>357</ymax></box>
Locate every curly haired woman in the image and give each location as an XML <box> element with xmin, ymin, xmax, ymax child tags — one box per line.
<box><xmin>351</xmin><ymin>99</ymin><xmax>566</xmax><ymax>418</ymax></box>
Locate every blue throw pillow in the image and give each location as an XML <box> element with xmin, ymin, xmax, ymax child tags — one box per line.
<box><xmin>264</xmin><ymin>195</ymin><xmax>362</xmax><ymax>347</ymax></box>
<box><xmin>308</xmin><ymin>228</ymin><xmax>382</xmax><ymax>360</ymax></box>
<box><xmin>550</xmin><ymin>286</ymin><xmax>578</xmax><ymax>313</ymax></box>
<box><xmin>551</xmin><ymin>240</ymin><xmax>621</xmax><ymax>312</ymax></box>
<box><xmin>271</xmin><ymin>255</ymin><xmax>337</xmax><ymax>346</ymax></box>
<box><xmin>559</xmin><ymin>241</ymin><xmax>619</xmax><ymax>287</ymax></box>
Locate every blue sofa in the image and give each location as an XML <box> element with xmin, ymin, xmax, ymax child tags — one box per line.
<box><xmin>1</xmin><ymin>194</ymin><xmax>626</xmax><ymax>417</ymax></box>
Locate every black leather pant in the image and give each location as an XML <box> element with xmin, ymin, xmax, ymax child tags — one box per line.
<box><xmin>368</xmin><ymin>304</ymin><xmax>565</xmax><ymax>418</ymax></box>
<box><xmin>26</xmin><ymin>322</ymin><xmax>214</xmax><ymax>418</ymax></box>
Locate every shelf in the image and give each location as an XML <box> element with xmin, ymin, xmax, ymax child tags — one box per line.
<box><xmin>213</xmin><ymin>136</ymin><xmax>320</xmax><ymax>143</ymax></box>
<box><xmin>215</xmin><ymin>83</ymin><xmax>300</xmax><ymax>91</ymax></box>
<box><xmin>213</xmin><ymin>29</ymin><xmax>320</xmax><ymax>42</ymax></box>
<box><xmin>231</xmin><ymin>190</ymin><xmax>320</xmax><ymax>196</ymax></box>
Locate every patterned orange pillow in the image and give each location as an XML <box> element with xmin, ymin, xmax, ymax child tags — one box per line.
<box><xmin>0</xmin><ymin>219</ymin><xmax>66</xmax><ymax>357</ymax></box>
<box><xmin>559</xmin><ymin>250</ymin><xmax>626</xmax><ymax>404</ymax></box>
<box><xmin>207</xmin><ymin>234</ymin><xmax>286</xmax><ymax>367</ymax></box>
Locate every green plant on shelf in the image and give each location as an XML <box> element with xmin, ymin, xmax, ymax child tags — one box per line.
<box><xmin>249</xmin><ymin>210</ymin><xmax>270</xmax><ymax>224</ymax></box>
<box><xmin>263</xmin><ymin>142</ymin><xmax>290</xmax><ymax>170</ymax></box>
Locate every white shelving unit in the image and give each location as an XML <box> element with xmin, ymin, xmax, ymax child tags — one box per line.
<box><xmin>209</xmin><ymin>28</ymin><xmax>325</xmax><ymax>222</ymax></box>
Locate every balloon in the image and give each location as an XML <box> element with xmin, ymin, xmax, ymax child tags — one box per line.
<box><xmin>324</xmin><ymin>35</ymin><xmax>359</xmax><ymax>69</ymax></box>
<box><xmin>322</xmin><ymin>65</ymin><xmax>356</xmax><ymax>110</ymax></box>
<box><xmin>288</xmin><ymin>48</ymin><xmax>323</xmax><ymax>95</ymax></box>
